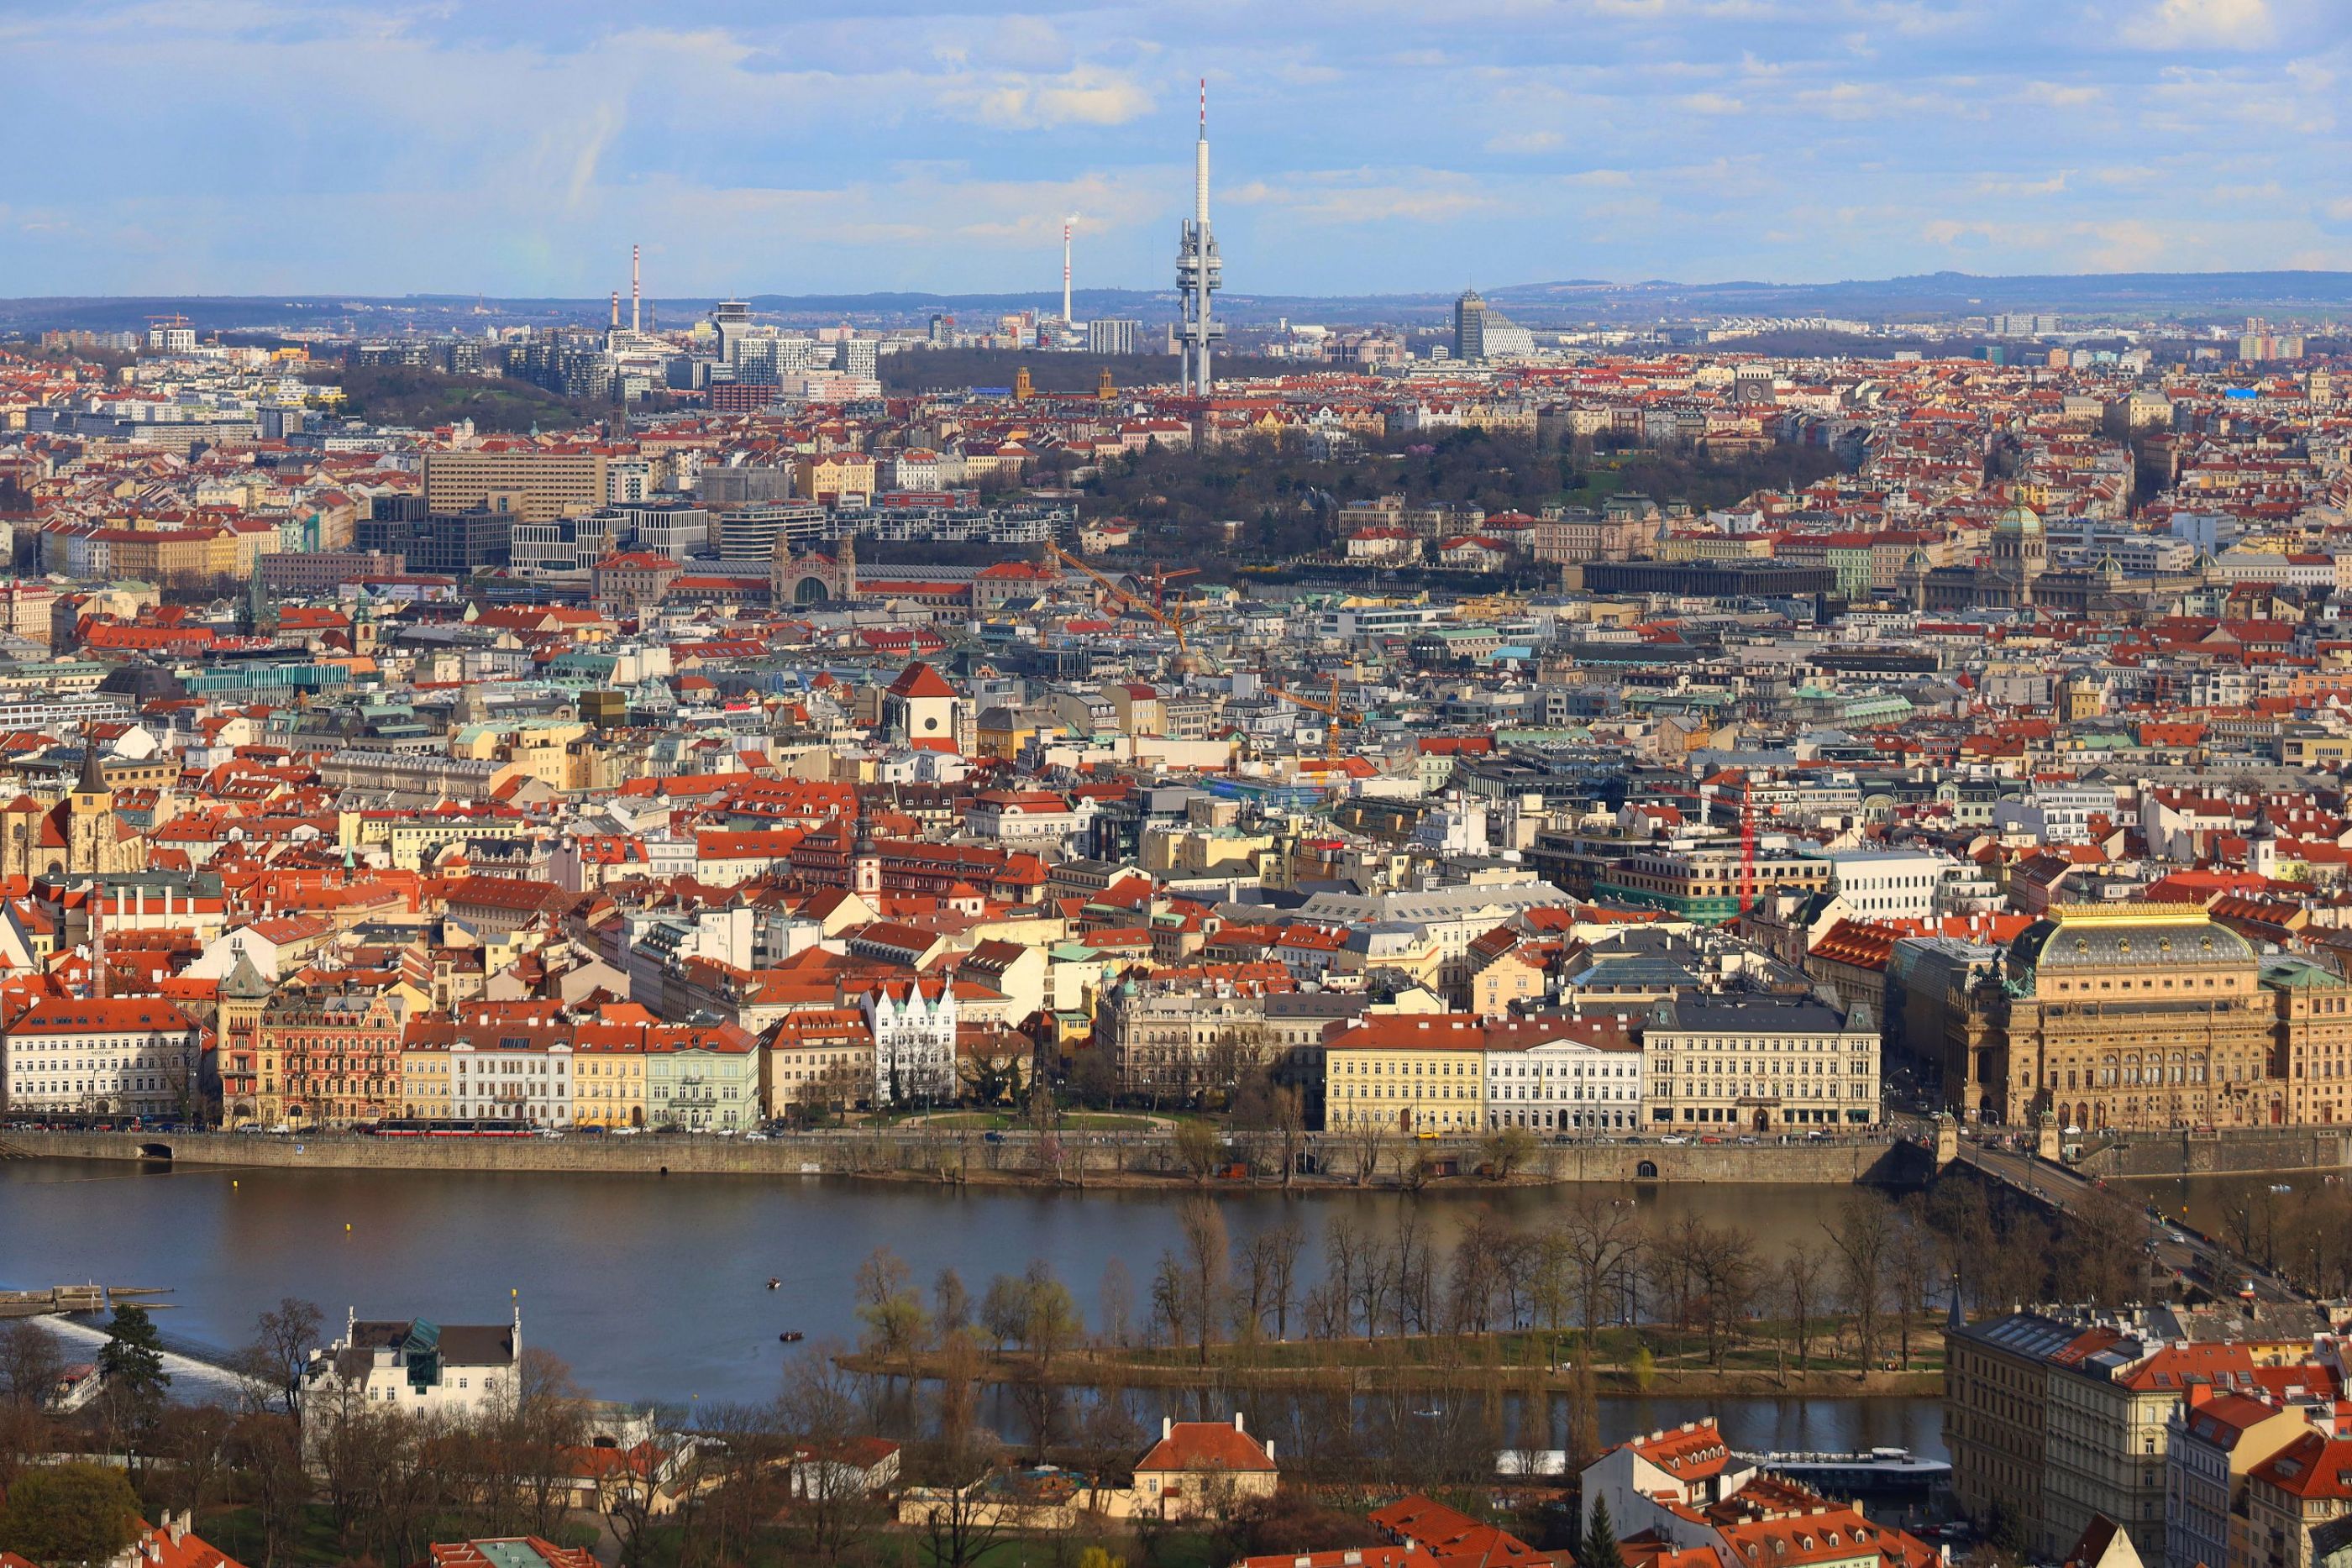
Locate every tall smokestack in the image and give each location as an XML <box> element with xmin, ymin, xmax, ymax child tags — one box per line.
<box><xmin>610</xmin><ymin>291</ymin><xmax>620</xmax><ymax>330</ymax></box>
<box><xmin>1063</xmin><ymin>218</ymin><xmax>1073</xmax><ymax>325</ymax></box>
<box><xmin>631</xmin><ymin>244</ymin><xmax>642</xmax><ymax>334</ymax></box>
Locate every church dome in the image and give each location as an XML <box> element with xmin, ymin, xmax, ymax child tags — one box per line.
<box><xmin>1994</xmin><ymin>503</ymin><xmax>2043</xmax><ymax>535</ymax></box>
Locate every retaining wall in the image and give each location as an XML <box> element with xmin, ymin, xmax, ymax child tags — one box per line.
<box><xmin>2</xmin><ymin>1129</ymin><xmax>1935</xmax><ymax>1188</ymax></box>
<box><xmin>2074</xmin><ymin>1127</ymin><xmax>2352</xmax><ymax>1179</ymax></box>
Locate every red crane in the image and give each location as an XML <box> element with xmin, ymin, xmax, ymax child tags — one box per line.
<box><xmin>1739</xmin><ymin>773</ymin><xmax>1758</xmax><ymax>918</ymax></box>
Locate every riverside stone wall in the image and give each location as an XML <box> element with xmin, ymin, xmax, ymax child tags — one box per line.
<box><xmin>2075</xmin><ymin>1127</ymin><xmax>2352</xmax><ymax>1179</ymax></box>
<box><xmin>3</xmin><ymin>1128</ymin><xmax>1936</xmax><ymax>1188</ymax></box>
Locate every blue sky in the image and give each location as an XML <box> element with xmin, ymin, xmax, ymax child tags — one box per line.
<box><xmin>0</xmin><ymin>0</ymin><xmax>2344</xmax><ymax>298</ymax></box>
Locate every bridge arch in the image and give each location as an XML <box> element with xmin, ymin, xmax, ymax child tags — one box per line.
<box><xmin>137</xmin><ymin>1141</ymin><xmax>173</xmax><ymax>1161</ymax></box>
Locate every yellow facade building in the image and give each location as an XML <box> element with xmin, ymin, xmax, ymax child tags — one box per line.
<box><xmin>1325</xmin><ymin>1015</ymin><xmax>1490</xmax><ymax>1133</ymax></box>
<box><xmin>572</xmin><ymin>1037</ymin><xmax>648</xmax><ymax>1129</ymax></box>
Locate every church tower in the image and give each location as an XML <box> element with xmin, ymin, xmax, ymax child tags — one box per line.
<box><xmin>66</xmin><ymin>732</ymin><xmax>114</xmax><ymax>874</ymax></box>
<box><xmin>219</xmin><ymin>941</ymin><xmax>275</xmax><ymax>1127</ymax></box>
<box><xmin>852</xmin><ymin>818</ymin><xmax>882</xmax><ymax>898</ymax></box>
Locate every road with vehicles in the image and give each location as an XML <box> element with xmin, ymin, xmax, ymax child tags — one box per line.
<box><xmin>1948</xmin><ymin>1135</ymin><xmax>2307</xmax><ymax>1305</ymax></box>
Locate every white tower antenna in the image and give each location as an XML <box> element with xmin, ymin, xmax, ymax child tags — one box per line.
<box><xmin>1063</xmin><ymin>214</ymin><xmax>1079</xmax><ymax>325</ymax></box>
<box><xmin>1173</xmin><ymin>78</ymin><xmax>1223</xmax><ymax>396</ymax></box>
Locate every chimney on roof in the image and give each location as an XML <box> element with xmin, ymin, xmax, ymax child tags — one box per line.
<box><xmin>1233</xmin><ymin>1411</ymin><xmax>1244</xmax><ymax>1431</ymax></box>
<box><xmin>1163</xmin><ymin>1416</ymin><xmax>1173</xmax><ymax>1440</ymax></box>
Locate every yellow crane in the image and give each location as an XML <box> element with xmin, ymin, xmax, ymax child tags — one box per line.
<box><xmin>1044</xmin><ymin>544</ymin><xmax>1214</xmax><ymax>674</ymax></box>
<box><xmin>1270</xmin><ymin>673</ymin><xmax>1365</xmax><ymax>763</ymax></box>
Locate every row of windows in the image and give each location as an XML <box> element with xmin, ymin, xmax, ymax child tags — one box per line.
<box><xmin>1676</xmin><ymin>1081</ymin><xmax>1857</xmax><ymax>1099</ymax></box>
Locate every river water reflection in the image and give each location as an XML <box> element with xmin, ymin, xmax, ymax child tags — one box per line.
<box><xmin>6</xmin><ymin>1158</ymin><xmax>1946</xmax><ymax>1455</ymax></box>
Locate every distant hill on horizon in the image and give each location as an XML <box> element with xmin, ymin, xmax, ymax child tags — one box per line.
<box><xmin>5</xmin><ymin>269</ymin><xmax>2348</xmax><ymax>336</ymax></box>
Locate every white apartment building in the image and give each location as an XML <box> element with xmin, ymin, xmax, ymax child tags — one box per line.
<box><xmin>2</xmin><ymin>997</ymin><xmax>202</xmax><ymax>1119</ymax></box>
<box><xmin>1813</xmin><ymin>847</ymin><xmax>1950</xmax><ymax>921</ymax></box>
<box><xmin>444</xmin><ymin>1036</ymin><xmax>575</xmax><ymax>1125</ymax></box>
<box><xmin>1992</xmin><ymin>784</ymin><xmax>2125</xmax><ymax>846</ymax></box>
<box><xmin>298</xmin><ymin>1309</ymin><xmax>521</xmax><ymax>1449</ymax></box>
<box><xmin>864</xmin><ymin>978</ymin><xmax>958</xmax><ymax>1107</ymax></box>
<box><xmin>1292</xmin><ymin>882</ymin><xmax>1576</xmax><ymax>994</ymax></box>
<box><xmin>1641</xmin><ymin>992</ymin><xmax>1880</xmax><ymax>1131</ymax></box>
<box><xmin>1485</xmin><ymin>1033</ymin><xmax>1643</xmax><ymax>1133</ymax></box>
<box><xmin>1316</xmin><ymin>604</ymin><xmax>1444</xmax><ymax>641</ymax></box>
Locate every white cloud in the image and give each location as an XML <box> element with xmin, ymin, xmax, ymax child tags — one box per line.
<box><xmin>953</xmin><ymin>66</ymin><xmax>1155</xmax><ymax>129</ymax></box>
<box><xmin>1485</xmin><ymin>129</ymin><xmax>1567</xmax><ymax>152</ymax></box>
<box><xmin>2129</xmin><ymin>0</ymin><xmax>2276</xmax><ymax>48</ymax></box>
<box><xmin>2019</xmin><ymin>81</ymin><xmax>2105</xmax><ymax>108</ymax></box>
<box><xmin>1226</xmin><ymin>168</ymin><xmax>1501</xmax><ymax>226</ymax></box>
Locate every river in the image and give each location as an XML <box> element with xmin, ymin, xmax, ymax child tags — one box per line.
<box><xmin>6</xmin><ymin>1157</ymin><xmax>1944</xmax><ymax>1456</ymax></box>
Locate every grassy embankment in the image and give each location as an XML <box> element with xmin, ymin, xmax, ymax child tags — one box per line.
<box><xmin>845</xmin><ymin>1317</ymin><xmax>1946</xmax><ymax>1398</ymax></box>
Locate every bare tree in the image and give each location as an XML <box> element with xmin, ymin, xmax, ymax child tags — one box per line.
<box><xmin>0</xmin><ymin>1323</ymin><xmax>64</xmax><ymax>1411</ymax></box>
<box><xmin>912</xmin><ymin>1429</ymin><xmax>1015</xmax><ymax>1568</ymax></box>
<box><xmin>1560</xmin><ymin>1197</ymin><xmax>1643</xmax><ymax>1352</ymax></box>
<box><xmin>601</xmin><ymin>1404</ymin><xmax>685</xmax><ymax>1568</ymax></box>
<box><xmin>154</xmin><ymin>1403</ymin><xmax>235</xmax><ymax>1521</ymax></box>
<box><xmin>502</xmin><ymin>1346</ymin><xmax>591</xmax><ymax>1539</ymax></box>
<box><xmin>1824</xmin><ymin>1190</ymin><xmax>1896</xmax><ymax>1371</ymax></box>
<box><xmin>1019</xmin><ymin>1258</ymin><xmax>1084</xmax><ymax>1370</ymax></box>
<box><xmin>244</xmin><ymin>1298</ymin><xmax>323</xmax><ymax>1417</ymax></box>
<box><xmin>1152</xmin><ymin>1252</ymin><xmax>1188</xmax><ymax>1350</ymax></box>
<box><xmin>232</xmin><ymin>1413</ymin><xmax>310</xmax><ymax>1568</ymax></box>
<box><xmin>1009</xmin><ymin>1370</ymin><xmax>1066</xmax><ymax>1463</ymax></box>
<box><xmin>854</xmin><ymin>1245</ymin><xmax>924</xmax><ymax>1371</ymax></box>
<box><xmin>932</xmin><ymin>1329</ymin><xmax>983</xmax><ymax>1455</ymax></box>
<box><xmin>1273</xmin><ymin>1087</ymin><xmax>1306</xmax><ymax>1190</ymax></box>
<box><xmin>1446</xmin><ymin>1210</ymin><xmax>1505</xmax><ymax>1335</ymax></box>
<box><xmin>1236</xmin><ymin>1232</ymin><xmax>1280</xmax><ymax>1345</ymax></box>
<box><xmin>780</xmin><ymin>1351</ymin><xmax>884</xmax><ymax>1568</ymax></box>
<box><xmin>932</xmin><ymin>1268</ymin><xmax>971</xmax><ymax>1342</ymax></box>
<box><xmin>1347</xmin><ymin>1125</ymin><xmax>1387</xmax><ymax>1186</ymax></box>
<box><xmin>1174</xmin><ymin>1119</ymin><xmax>1223</xmax><ymax>1184</ymax></box>
<box><xmin>1390</xmin><ymin>1204</ymin><xmax>1438</xmax><ymax>1335</ymax></box>
<box><xmin>1322</xmin><ymin>1215</ymin><xmax>1365</xmax><ymax>1335</ymax></box>
<box><xmin>699</xmin><ymin>1398</ymin><xmax>791</xmax><ymax>1568</ymax></box>
<box><xmin>2066</xmin><ymin>1187</ymin><xmax>2151</xmax><ymax>1310</ymax></box>
<box><xmin>1778</xmin><ymin>1240</ymin><xmax>1832</xmax><ymax>1374</ymax></box>
<box><xmin>1694</xmin><ymin>1225</ymin><xmax>1762</xmax><ymax>1371</ymax></box>
<box><xmin>1481</xmin><ymin>1125</ymin><xmax>1539</xmax><ymax>1182</ymax></box>
<box><xmin>1177</xmin><ymin>1196</ymin><xmax>1231</xmax><ymax>1366</ymax></box>
<box><xmin>1096</xmin><ymin>1256</ymin><xmax>1137</xmax><ymax>1350</ymax></box>
<box><xmin>1264</xmin><ymin>1219</ymin><xmax>1305</xmax><ymax>1340</ymax></box>
<box><xmin>1886</xmin><ymin>1204</ymin><xmax>1942</xmax><ymax>1371</ymax></box>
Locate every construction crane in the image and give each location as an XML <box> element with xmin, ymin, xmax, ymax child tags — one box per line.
<box><xmin>1739</xmin><ymin>772</ymin><xmax>1758</xmax><ymax>920</ymax></box>
<box><xmin>1271</xmin><ymin>673</ymin><xmax>1365</xmax><ymax>763</ymax></box>
<box><xmin>1043</xmin><ymin>544</ymin><xmax>1214</xmax><ymax>675</ymax></box>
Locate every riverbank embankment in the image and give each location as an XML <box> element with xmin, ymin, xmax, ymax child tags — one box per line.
<box><xmin>839</xmin><ymin>1337</ymin><xmax>1946</xmax><ymax>1399</ymax></box>
<box><xmin>2</xmin><ymin>1127</ymin><xmax>1937</xmax><ymax>1188</ymax></box>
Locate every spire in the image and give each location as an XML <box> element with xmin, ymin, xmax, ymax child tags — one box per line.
<box><xmin>76</xmin><ymin>723</ymin><xmax>107</xmax><ymax>796</ymax></box>
<box><xmin>223</xmin><ymin>939</ymin><xmax>273</xmax><ymax>1001</ymax></box>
